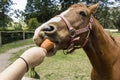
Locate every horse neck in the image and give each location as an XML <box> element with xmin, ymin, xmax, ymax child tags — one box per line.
<box><xmin>83</xmin><ymin>16</ymin><xmax>118</xmax><ymax>75</ymax></box>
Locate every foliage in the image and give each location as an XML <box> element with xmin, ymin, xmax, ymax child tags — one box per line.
<box><xmin>0</xmin><ymin>0</ymin><xmax>13</xmax><ymax>27</ymax></box>
<box><xmin>14</xmin><ymin>9</ymin><xmax>25</xmax><ymax>22</ymax></box>
<box><xmin>23</xmin><ymin>0</ymin><xmax>120</xmax><ymax>30</ymax></box>
<box><xmin>0</xmin><ymin>31</ymin><xmax>34</xmax><ymax>45</ymax></box>
<box><xmin>7</xmin><ymin>22</ymin><xmax>23</xmax><ymax>30</ymax></box>
<box><xmin>27</xmin><ymin>18</ymin><xmax>39</xmax><ymax>30</ymax></box>
<box><xmin>60</xmin><ymin>0</ymin><xmax>105</xmax><ymax>10</ymax></box>
<box><xmin>0</xmin><ymin>27</ymin><xmax>6</xmax><ymax>31</ymax></box>
<box><xmin>24</xmin><ymin>0</ymin><xmax>60</xmax><ymax>24</ymax></box>
<box><xmin>0</xmin><ymin>21</ymin><xmax>28</xmax><ymax>31</ymax></box>
<box><xmin>93</xmin><ymin>0</ymin><xmax>119</xmax><ymax>29</ymax></box>
<box><xmin>60</xmin><ymin>0</ymin><xmax>80</xmax><ymax>11</ymax></box>
<box><xmin>111</xmin><ymin>7</ymin><xmax>120</xmax><ymax>30</ymax></box>
<box><xmin>0</xmin><ymin>0</ymin><xmax>119</xmax><ymax>30</ymax></box>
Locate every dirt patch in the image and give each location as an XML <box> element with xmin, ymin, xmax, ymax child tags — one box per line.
<box><xmin>0</xmin><ymin>44</ymin><xmax>35</xmax><ymax>72</ymax></box>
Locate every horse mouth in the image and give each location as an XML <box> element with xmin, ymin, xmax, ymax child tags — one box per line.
<box><xmin>33</xmin><ymin>38</ymin><xmax>58</xmax><ymax>57</ymax></box>
<box><xmin>46</xmin><ymin>46</ymin><xmax>57</xmax><ymax>57</ymax></box>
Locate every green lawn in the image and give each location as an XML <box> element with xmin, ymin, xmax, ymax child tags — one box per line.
<box><xmin>2</xmin><ymin>32</ymin><xmax>120</xmax><ymax>80</ymax></box>
<box><xmin>35</xmin><ymin>50</ymin><xmax>92</xmax><ymax>80</ymax></box>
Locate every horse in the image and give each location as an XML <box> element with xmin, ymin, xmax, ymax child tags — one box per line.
<box><xmin>33</xmin><ymin>3</ymin><xmax>120</xmax><ymax>80</ymax></box>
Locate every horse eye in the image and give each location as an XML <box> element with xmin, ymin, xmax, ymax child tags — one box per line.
<box><xmin>79</xmin><ymin>11</ymin><xmax>86</xmax><ymax>17</ymax></box>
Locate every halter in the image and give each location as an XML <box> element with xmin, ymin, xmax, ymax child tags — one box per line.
<box><xmin>57</xmin><ymin>15</ymin><xmax>93</xmax><ymax>54</ymax></box>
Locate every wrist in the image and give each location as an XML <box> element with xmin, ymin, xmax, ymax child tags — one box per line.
<box><xmin>20</xmin><ymin>47</ymin><xmax>47</xmax><ymax>68</ymax></box>
<box><xmin>19</xmin><ymin>57</ymin><xmax>29</xmax><ymax>72</ymax></box>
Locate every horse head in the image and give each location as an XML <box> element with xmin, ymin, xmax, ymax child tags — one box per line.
<box><xmin>33</xmin><ymin>3</ymin><xmax>99</xmax><ymax>56</ymax></box>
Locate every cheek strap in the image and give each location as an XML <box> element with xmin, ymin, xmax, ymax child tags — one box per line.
<box><xmin>57</xmin><ymin>15</ymin><xmax>93</xmax><ymax>54</ymax></box>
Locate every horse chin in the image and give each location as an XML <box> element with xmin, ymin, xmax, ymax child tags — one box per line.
<box><xmin>46</xmin><ymin>48</ymin><xmax>57</xmax><ymax>57</ymax></box>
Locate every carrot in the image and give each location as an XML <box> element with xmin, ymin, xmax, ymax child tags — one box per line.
<box><xmin>40</xmin><ymin>39</ymin><xmax>54</xmax><ymax>51</ymax></box>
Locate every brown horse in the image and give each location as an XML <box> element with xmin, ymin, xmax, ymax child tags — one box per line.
<box><xmin>33</xmin><ymin>3</ymin><xmax>120</xmax><ymax>80</ymax></box>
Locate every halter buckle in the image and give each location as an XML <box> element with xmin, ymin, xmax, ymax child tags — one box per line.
<box><xmin>70</xmin><ymin>29</ymin><xmax>76</xmax><ymax>37</ymax></box>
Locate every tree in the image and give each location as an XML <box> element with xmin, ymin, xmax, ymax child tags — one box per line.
<box><xmin>14</xmin><ymin>9</ymin><xmax>25</xmax><ymax>22</ymax></box>
<box><xmin>88</xmin><ymin>0</ymin><xmax>116</xmax><ymax>28</ymax></box>
<box><xmin>0</xmin><ymin>0</ymin><xmax>13</xmax><ymax>27</ymax></box>
<box><xmin>24</xmin><ymin>0</ymin><xmax>60</xmax><ymax>24</ymax></box>
<box><xmin>60</xmin><ymin>0</ymin><xmax>106</xmax><ymax>11</ymax></box>
<box><xmin>117</xmin><ymin>16</ymin><xmax>120</xmax><ymax>31</ymax></box>
<box><xmin>24</xmin><ymin>0</ymin><xmax>119</xmax><ymax>29</ymax></box>
<box><xmin>27</xmin><ymin>18</ymin><xmax>39</xmax><ymax>30</ymax></box>
<box><xmin>60</xmin><ymin>0</ymin><xmax>80</xmax><ymax>11</ymax></box>
<box><xmin>111</xmin><ymin>7</ymin><xmax>120</xmax><ymax>30</ymax></box>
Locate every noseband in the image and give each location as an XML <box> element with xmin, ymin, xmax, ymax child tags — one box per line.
<box><xmin>57</xmin><ymin>15</ymin><xmax>93</xmax><ymax>54</ymax></box>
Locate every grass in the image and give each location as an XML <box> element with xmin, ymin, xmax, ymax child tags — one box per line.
<box><xmin>8</xmin><ymin>40</ymin><xmax>92</xmax><ymax>80</ymax></box>
<box><xmin>111</xmin><ymin>32</ymin><xmax>120</xmax><ymax>37</ymax></box>
<box><xmin>4</xmin><ymin>32</ymin><xmax>120</xmax><ymax>80</ymax></box>
<box><xmin>10</xmin><ymin>47</ymin><xmax>32</xmax><ymax>62</ymax></box>
<box><xmin>35</xmin><ymin>50</ymin><xmax>92</xmax><ymax>80</ymax></box>
<box><xmin>0</xmin><ymin>39</ymin><xmax>33</xmax><ymax>54</ymax></box>
<box><xmin>11</xmin><ymin>48</ymin><xmax>92</xmax><ymax>80</ymax></box>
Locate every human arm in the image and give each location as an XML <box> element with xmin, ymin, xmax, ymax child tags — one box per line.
<box><xmin>0</xmin><ymin>47</ymin><xmax>47</xmax><ymax>80</ymax></box>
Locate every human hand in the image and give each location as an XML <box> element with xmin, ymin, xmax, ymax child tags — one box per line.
<box><xmin>20</xmin><ymin>47</ymin><xmax>47</xmax><ymax>68</ymax></box>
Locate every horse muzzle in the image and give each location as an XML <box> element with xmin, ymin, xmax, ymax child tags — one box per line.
<box><xmin>33</xmin><ymin>24</ymin><xmax>59</xmax><ymax>56</ymax></box>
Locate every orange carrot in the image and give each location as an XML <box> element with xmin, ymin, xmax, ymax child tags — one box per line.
<box><xmin>40</xmin><ymin>39</ymin><xmax>54</xmax><ymax>51</ymax></box>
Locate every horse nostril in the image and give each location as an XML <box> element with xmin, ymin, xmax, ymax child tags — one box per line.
<box><xmin>42</xmin><ymin>24</ymin><xmax>57</xmax><ymax>34</ymax></box>
<box><xmin>42</xmin><ymin>26</ymin><xmax>54</xmax><ymax>31</ymax></box>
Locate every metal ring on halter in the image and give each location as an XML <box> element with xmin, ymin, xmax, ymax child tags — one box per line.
<box><xmin>69</xmin><ymin>29</ymin><xmax>76</xmax><ymax>37</ymax></box>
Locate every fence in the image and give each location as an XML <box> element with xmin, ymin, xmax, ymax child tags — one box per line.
<box><xmin>0</xmin><ymin>31</ymin><xmax>34</xmax><ymax>46</ymax></box>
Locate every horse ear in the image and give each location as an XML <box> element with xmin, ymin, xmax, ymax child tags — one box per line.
<box><xmin>88</xmin><ymin>3</ymin><xmax>99</xmax><ymax>14</ymax></box>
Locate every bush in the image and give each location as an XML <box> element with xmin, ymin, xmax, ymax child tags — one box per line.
<box><xmin>27</xmin><ymin>18</ymin><xmax>39</xmax><ymax>30</ymax></box>
<box><xmin>0</xmin><ymin>31</ymin><xmax>34</xmax><ymax>44</ymax></box>
<box><xmin>0</xmin><ymin>27</ymin><xmax>6</xmax><ymax>31</ymax></box>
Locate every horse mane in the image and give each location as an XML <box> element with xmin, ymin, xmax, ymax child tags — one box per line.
<box><xmin>110</xmin><ymin>35</ymin><xmax>115</xmax><ymax>41</ymax></box>
<box><xmin>106</xmin><ymin>31</ymin><xmax>117</xmax><ymax>45</ymax></box>
<box><xmin>110</xmin><ymin>35</ymin><xmax>118</xmax><ymax>45</ymax></box>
